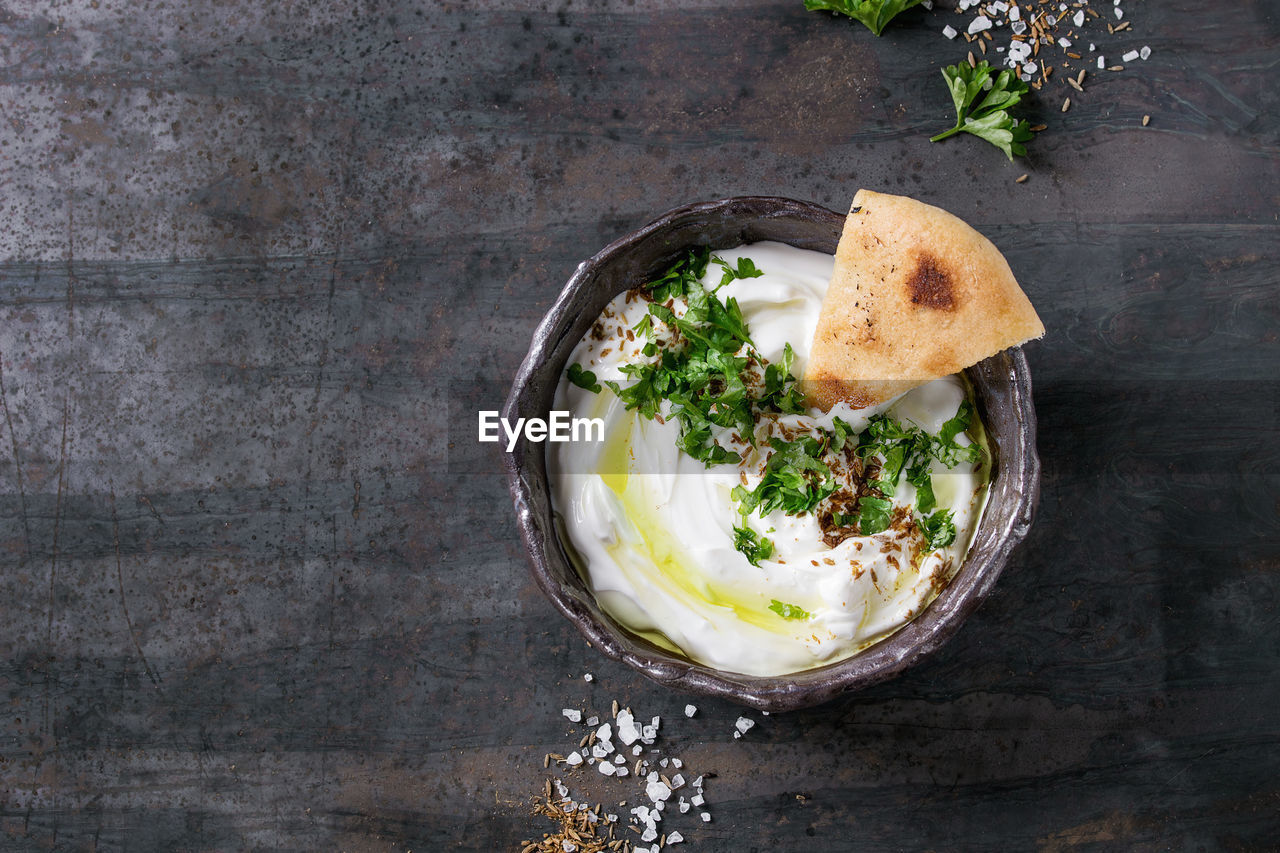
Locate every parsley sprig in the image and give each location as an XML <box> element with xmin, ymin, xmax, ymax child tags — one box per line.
<box><xmin>803</xmin><ymin>0</ymin><xmax>925</xmax><ymax>36</ymax></box>
<box><xmin>930</xmin><ymin>60</ymin><xmax>1034</xmax><ymax>160</ymax></box>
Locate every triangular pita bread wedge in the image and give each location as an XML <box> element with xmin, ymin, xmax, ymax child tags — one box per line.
<box><xmin>804</xmin><ymin>189</ymin><xmax>1044</xmax><ymax>410</ymax></box>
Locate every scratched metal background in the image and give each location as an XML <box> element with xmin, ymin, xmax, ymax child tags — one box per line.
<box><xmin>1</xmin><ymin>0</ymin><xmax>1277</xmax><ymax>849</ymax></box>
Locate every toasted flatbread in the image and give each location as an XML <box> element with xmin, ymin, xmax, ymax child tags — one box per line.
<box><xmin>803</xmin><ymin>190</ymin><xmax>1044</xmax><ymax>410</ymax></box>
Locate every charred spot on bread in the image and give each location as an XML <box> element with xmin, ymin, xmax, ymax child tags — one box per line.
<box><xmin>907</xmin><ymin>253</ymin><xmax>956</xmax><ymax>311</ymax></box>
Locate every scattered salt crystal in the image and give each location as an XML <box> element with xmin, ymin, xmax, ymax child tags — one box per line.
<box><xmin>668</xmin><ymin>831</ymin><xmax>684</xmax><ymax>844</ymax></box>
<box><xmin>691</xmin><ymin>793</ymin><xmax>705</xmax><ymax>807</ymax></box>
<box><xmin>672</xmin><ymin>758</ymin><xmax>683</xmax><ymax>769</ymax></box>
<box><xmin>614</xmin><ymin>754</ymin><xmax>626</xmax><ymax>765</ymax></box>
<box><xmin>968</xmin><ymin>15</ymin><xmax>992</xmax><ymax>35</ymax></box>
<box><xmin>598</xmin><ymin>761</ymin><xmax>616</xmax><ymax>776</ymax></box>
<box><xmin>672</xmin><ymin>773</ymin><xmax>685</xmax><ymax>788</ymax></box>
<box><xmin>1023</xmin><ymin>62</ymin><xmax>1038</xmax><ymax>75</ymax></box>
<box><xmin>1097</xmin><ymin>55</ymin><xmax>1106</xmax><ymax>69</ymax></box>
<box><xmin>684</xmin><ymin>705</ymin><xmax>697</xmax><ymax>718</ymax></box>
<box><xmin>1059</xmin><ymin>37</ymin><xmax>1072</xmax><ymax>48</ymax></box>
<box><xmin>583</xmin><ymin>673</ymin><xmax>593</xmax><ymax>682</ymax></box>
<box><xmin>700</xmin><ymin>813</ymin><xmax>711</xmax><ymax>823</ymax></box>
<box><xmin>632</xmin><ymin>745</ymin><xmax>643</xmax><ymax>756</ymax></box>
<box><xmin>592</xmin><ymin>743</ymin><xmax>610</xmax><ymax>759</ymax></box>
<box><xmin>562</xmin><ymin>709</ymin><xmax>582</xmax><ymax>723</ymax></box>
<box><xmin>1140</xmin><ymin>45</ymin><xmax>1151</xmax><ymax>60</ymax></box>
<box><xmin>659</xmin><ymin>758</ymin><xmax>669</xmax><ymax>768</ymax></box>
<box><xmin>1008</xmin><ymin>5</ymin><xmax>1020</xmax><ymax>21</ymax></box>
<box><xmin>679</xmin><ymin>798</ymin><xmax>690</xmax><ymax>814</ymax></box>
<box><xmin>616</xmin><ymin>710</ymin><xmax>640</xmax><ymax>745</ymax></box>
<box><xmin>616</xmin><ymin>766</ymin><xmax>628</xmax><ymax>777</ymax></box>
<box><xmin>1114</xmin><ymin>7</ymin><xmax>1123</xmax><ymax>19</ymax></box>
<box><xmin>735</xmin><ymin>717</ymin><xmax>755</xmax><ymax>735</ymax></box>
<box><xmin>1073</xmin><ymin>10</ymin><xmax>1085</xmax><ymax>27</ymax></box>
<box><xmin>1122</xmin><ymin>50</ymin><xmax>1139</xmax><ymax>62</ymax></box>
<box><xmin>585</xmin><ymin>716</ymin><xmax>599</xmax><ymax>727</ymax></box>
<box><xmin>942</xmin><ymin>24</ymin><xmax>958</xmax><ymax>40</ymax></box>
<box><xmin>566</xmin><ymin>751</ymin><xmax>584</xmax><ymax>766</ymax></box>
<box><xmin>562</xmin><ymin>841</ymin><xmax>576</xmax><ymax>853</ymax></box>
<box><xmin>693</xmin><ymin>776</ymin><xmax>703</xmax><ymax>789</ymax></box>
<box><xmin>641</xmin><ymin>827</ymin><xmax>657</xmax><ymax>843</ymax></box>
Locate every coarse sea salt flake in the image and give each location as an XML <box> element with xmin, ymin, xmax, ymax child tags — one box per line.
<box><xmin>684</xmin><ymin>705</ymin><xmax>697</xmax><ymax>718</ymax></box>
<box><xmin>1122</xmin><ymin>50</ymin><xmax>1139</xmax><ymax>62</ymax></box>
<box><xmin>691</xmin><ymin>793</ymin><xmax>705</xmax><ymax>807</ymax></box>
<box><xmin>668</xmin><ymin>831</ymin><xmax>684</xmax><ymax>844</ymax></box>
<box><xmin>562</xmin><ymin>709</ymin><xmax>582</xmax><ymax>723</ymax></box>
<box><xmin>586</xmin><ymin>716</ymin><xmax>599</xmax><ymax>727</ymax></box>
<box><xmin>598</xmin><ymin>761</ymin><xmax>616</xmax><ymax>776</ymax></box>
<box><xmin>735</xmin><ymin>716</ymin><xmax>755</xmax><ymax>735</ymax></box>
<box><xmin>679</xmin><ymin>799</ymin><xmax>690</xmax><ymax>814</ymax></box>
<box><xmin>1098</xmin><ymin>56</ymin><xmax>1106</xmax><ymax>69</ymax></box>
<box><xmin>701</xmin><ymin>812</ymin><xmax>712</xmax><ymax>823</ymax></box>
<box><xmin>942</xmin><ymin>24</ymin><xmax>958</xmax><ymax>39</ymax></box>
<box><xmin>1140</xmin><ymin>46</ymin><xmax>1151</xmax><ymax>60</ymax></box>
<box><xmin>583</xmin><ymin>673</ymin><xmax>593</xmax><ymax>682</ymax></box>
<box><xmin>968</xmin><ymin>15</ymin><xmax>992</xmax><ymax>35</ymax></box>
<box><xmin>1114</xmin><ymin>7</ymin><xmax>1123</xmax><ymax>19</ymax></box>
<box><xmin>1073</xmin><ymin>10</ymin><xmax>1085</xmax><ymax>26</ymax></box>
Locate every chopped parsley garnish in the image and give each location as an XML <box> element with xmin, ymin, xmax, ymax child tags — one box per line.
<box><xmin>566</xmin><ymin>363</ymin><xmax>601</xmax><ymax>393</ymax></box>
<box><xmin>803</xmin><ymin>0</ymin><xmax>925</xmax><ymax>36</ymax></box>
<box><xmin>713</xmin><ymin>255</ymin><xmax>765</xmax><ymax>289</ymax></box>
<box><xmin>733</xmin><ymin>525</ymin><xmax>775</xmax><ymax>567</ymax></box>
<box><xmin>930</xmin><ymin>60</ymin><xmax>1034</xmax><ymax>160</ymax></box>
<box><xmin>732</xmin><ymin>435</ymin><xmax>836</xmax><ymax>518</ymax></box>
<box><xmin>603</xmin><ymin>248</ymin><xmax>808</xmax><ymax>467</ymax></box>
<box><xmin>854</xmin><ymin>495</ymin><xmax>894</xmax><ymax>535</ymax></box>
<box><xmin>768</xmin><ymin>599</ymin><xmax>813</xmax><ymax>620</ymax></box>
<box><xmin>920</xmin><ymin>509</ymin><xmax>958</xmax><ymax>551</ymax></box>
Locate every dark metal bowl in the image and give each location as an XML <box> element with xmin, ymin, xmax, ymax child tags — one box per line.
<box><xmin>503</xmin><ymin>196</ymin><xmax>1040</xmax><ymax>712</ymax></box>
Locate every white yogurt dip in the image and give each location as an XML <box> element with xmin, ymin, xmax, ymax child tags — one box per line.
<box><xmin>548</xmin><ymin>242</ymin><xmax>989</xmax><ymax>676</ymax></box>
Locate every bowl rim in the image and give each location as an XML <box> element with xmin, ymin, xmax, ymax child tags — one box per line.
<box><xmin>504</xmin><ymin>195</ymin><xmax>1040</xmax><ymax>711</ymax></box>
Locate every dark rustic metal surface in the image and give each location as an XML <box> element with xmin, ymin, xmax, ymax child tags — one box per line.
<box><xmin>1</xmin><ymin>0</ymin><xmax>1277</xmax><ymax>849</ymax></box>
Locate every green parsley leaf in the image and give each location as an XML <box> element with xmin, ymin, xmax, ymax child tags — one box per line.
<box><xmin>567</xmin><ymin>363</ymin><xmax>602</xmax><ymax>394</ymax></box>
<box><xmin>713</xmin><ymin>255</ymin><xmax>765</xmax><ymax>289</ymax></box>
<box><xmin>920</xmin><ymin>509</ymin><xmax>957</xmax><ymax>551</ymax></box>
<box><xmin>733</xmin><ymin>525</ymin><xmax>775</xmax><ymax>567</ymax></box>
<box><xmin>929</xmin><ymin>399</ymin><xmax>984</xmax><ymax>466</ymax></box>
<box><xmin>735</xmin><ymin>436</ymin><xmax>836</xmax><ymax>519</ymax></box>
<box><xmin>906</xmin><ymin>459</ymin><xmax>936</xmax><ymax>514</ymax></box>
<box><xmin>803</xmin><ymin>0</ymin><xmax>925</xmax><ymax>36</ymax></box>
<box><xmin>930</xmin><ymin>61</ymin><xmax>1034</xmax><ymax>160</ymax></box>
<box><xmin>602</xmin><ymin>248</ymin><xmax>809</xmax><ymax>468</ymax></box>
<box><xmin>768</xmin><ymin>599</ymin><xmax>812</xmax><ymax>620</ymax></box>
<box><xmin>856</xmin><ymin>495</ymin><xmax>894</xmax><ymax>535</ymax></box>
